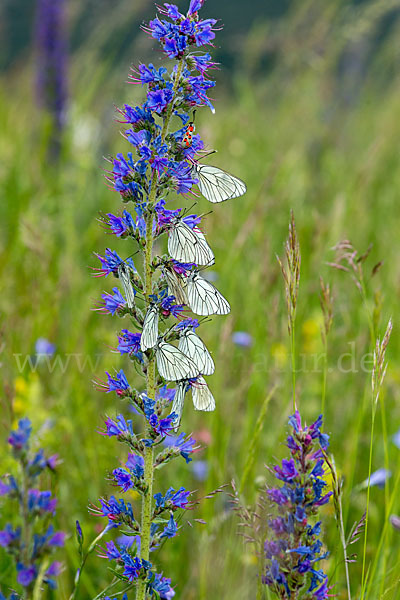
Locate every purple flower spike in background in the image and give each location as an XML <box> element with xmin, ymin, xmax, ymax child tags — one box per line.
<box><xmin>262</xmin><ymin>411</ymin><xmax>332</xmax><ymax>599</ymax></box>
<box><xmin>35</xmin><ymin>0</ymin><xmax>68</xmax><ymax>159</ymax></box>
<box><xmin>0</xmin><ymin>419</ymin><xmax>64</xmax><ymax>595</ymax></box>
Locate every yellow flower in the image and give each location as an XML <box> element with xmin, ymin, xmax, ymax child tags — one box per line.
<box><xmin>302</xmin><ymin>317</ymin><xmax>322</xmax><ymax>353</ymax></box>
<box><xmin>270</xmin><ymin>342</ymin><xmax>288</xmax><ymax>369</ymax></box>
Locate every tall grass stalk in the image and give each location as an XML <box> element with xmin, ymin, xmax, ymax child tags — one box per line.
<box><xmin>360</xmin><ymin>319</ymin><xmax>392</xmax><ymax>599</ymax></box>
<box><xmin>277</xmin><ymin>211</ymin><xmax>300</xmax><ymax>412</ymax></box>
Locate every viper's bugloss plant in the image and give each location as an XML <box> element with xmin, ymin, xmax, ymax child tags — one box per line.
<box><xmin>0</xmin><ymin>419</ymin><xmax>64</xmax><ymax>599</ymax></box>
<box><xmin>86</xmin><ymin>2</ymin><xmax>246</xmax><ymax>599</ymax></box>
<box><xmin>262</xmin><ymin>411</ymin><xmax>331</xmax><ymax>599</ymax></box>
<box><xmin>233</xmin><ymin>413</ymin><xmax>332</xmax><ymax>600</ymax></box>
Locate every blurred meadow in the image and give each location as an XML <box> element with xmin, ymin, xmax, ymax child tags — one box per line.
<box><xmin>2</xmin><ymin>0</ymin><xmax>400</xmax><ymax>597</ymax></box>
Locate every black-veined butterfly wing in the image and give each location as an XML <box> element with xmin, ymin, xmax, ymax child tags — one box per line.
<box><xmin>168</xmin><ymin>220</ymin><xmax>214</xmax><ymax>266</ymax></box>
<box><xmin>178</xmin><ymin>330</ymin><xmax>215</xmax><ymax>376</ymax></box>
<box><xmin>170</xmin><ymin>381</ymin><xmax>188</xmax><ymax>430</ymax></box>
<box><xmin>140</xmin><ymin>305</ymin><xmax>159</xmax><ymax>352</ymax></box>
<box><xmin>195</xmin><ymin>164</ymin><xmax>247</xmax><ymax>204</ymax></box>
<box><xmin>191</xmin><ymin>376</ymin><xmax>215</xmax><ymax>411</ymax></box>
<box><xmin>163</xmin><ymin>267</ymin><xmax>188</xmax><ymax>305</ymax></box>
<box><xmin>117</xmin><ymin>263</ymin><xmax>136</xmax><ymax>308</ymax></box>
<box><xmin>155</xmin><ymin>341</ymin><xmax>199</xmax><ymax>381</ymax></box>
<box><xmin>186</xmin><ymin>272</ymin><xmax>230</xmax><ymax>316</ymax></box>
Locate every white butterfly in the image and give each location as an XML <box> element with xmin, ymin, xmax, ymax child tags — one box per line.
<box><xmin>191</xmin><ymin>376</ymin><xmax>216</xmax><ymax>411</ymax></box>
<box><xmin>194</xmin><ymin>163</ymin><xmax>247</xmax><ymax>204</ymax></box>
<box><xmin>155</xmin><ymin>340</ymin><xmax>199</xmax><ymax>381</ymax></box>
<box><xmin>170</xmin><ymin>380</ymin><xmax>189</xmax><ymax>429</ymax></box>
<box><xmin>162</xmin><ymin>266</ymin><xmax>188</xmax><ymax>305</ymax></box>
<box><xmin>178</xmin><ymin>328</ymin><xmax>215</xmax><ymax>376</ymax></box>
<box><xmin>168</xmin><ymin>218</ymin><xmax>214</xmax><ymax>266</ymax></box>
<box><xmin>186</xmin><ymin>271</ymin><xmax>230</xmax><ymax>316</ymax></box>
<box><xmin>140</xmin><ymin>304</ymin><xmax>159</xmax><ymax>352</ymax></box>
<box><xmin>170</xmin><ymin>376</ymin><xmax>215</xmax><ymax>429</ymax></box>
<box><xmin>117</xmin><ymin>262</ymin><xmax>136</xmax><ymax>309</ymax></box>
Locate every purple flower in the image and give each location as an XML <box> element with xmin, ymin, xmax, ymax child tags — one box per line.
<box><xmin>113</xmin><ymin>468</ymin><xmax>134</xmax><ymax>492</ymax></box>
<box><xmin>366</xmin><ymin>468</ymin><xmax>391</xmax><ymax>489</ymax></box>
<box><xmin>35</xmin><ymin>0</ymin><xmax>68</xmax><ymax>134</ymax></box>
<box><xmin>105</xmin><ymin>370</ymin><xmax>130</xmax><ymax>395</ymax></box>
<box><xmin>232</xmin><ymin>331</ymin><xmax>253</xmax><ymax>347</ymax></box>
<box><xmin>101</xmin><ymin>287</ymin><xmax>126</xmax><ymax>315</ymax></box>
<box><xmin>274</xmin><ymin>458</ymin><xmax>298</xmax><ymax>482</ymax></box>
<box><xmin>163</xmin><ymin>432</ymin><xmax>196</xmax><ymax>463</ymax></box>
<box><xmin>48</xmin><ymin>531</ymin><xmax>66</xmax><ymax>547</ymax></box>
<box><xmin>126</xmin><ymin>454</ymin><xmax>145</xmax><ymax>479</ymax></box>
<box><xmin>0</xmin><ymin>525</ymin><xmax>21</xmax><ymax>548</ymax></box>
<box><xmin>16</xmin><ymin>563</ymin><xmax>37</xmax><ymax>586</ymax></box>
<box><xmin>267</xmin><ymin>488</ymin><xmax>288</xmax><ymax>506</ymax></box>
<box><xmin>0</xmin><ymin>480</ymin><xmax>11</xmax><ymax>496</ymax></box>
<box><xmin>117</xmin><ymin>330</ymin><xmax>141</xmax><ymax>355</ymax></box>
<box><xmin>95</xmin><ymin>249</ymin><xmax>125</xmax><ymax>277</ymax></box>
<box><xmin>188</xmin><ymin>0</ymin><xmax>204</xmax><ymax>15</ymax></box>
<box><xmin>8</xmin><ymin>418</ymin><xmax>32</xmax><ymax>451</ymax></box>
<box><xmin>102</xmin><ymin>414</ymin><xmax>134</xmax><ymax>438</ymax></box>
<box><xmin>99</xmin><ymin>496</ymin><xmax>135</xmax><ymax>524</ymax></box>
<box><xmin>175</xmin><ymin>318</ymin><xmax>199</xmax><ymax>332</ymax></box>
<box><xmin>191</xmin><ymin>460</ymin><xmax>208</xmax><ymax>481</ymax></box>
<box><xmin>147</xmin><ymin>89</ymin><xmax>174</xmax><ymax>113</ymax></box>
<box><xmin>160</xmin><ymin>514</ymin><xmax>178</xmax><ymax>539</ymax></box>
<box><xmin>35</xmin><ymin>338</ymin><xmax>56</xmax><ymax>355</ymax></box>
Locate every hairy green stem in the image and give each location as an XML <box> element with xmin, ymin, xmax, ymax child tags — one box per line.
<box><xmin>290</xmin><ymin>324</ymin><xmax>296</xmax><ymax>412</ymax></box>
<box><xmin>135</xmin><ymin>58</ymin><xmax>184</xmax><ymax>600</ymax></box>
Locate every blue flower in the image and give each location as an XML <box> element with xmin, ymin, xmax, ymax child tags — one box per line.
<box><xmin>16</xmin><ymin>564</ymin><xmax>37</xmax><ymax>587</ymax></box>
<box><xmin>101</xmin><ymin>287</ymin><xmax>126</xmax><ymax>315</ymax></box>
<box><xmin>35</xmin><ymin>338</ymin><xmax>56</xmax><ymax>355</ymax></box>
<box><xmin>0</xmin><ymin>525</ymin><xmax>21</xmax><ymax>548</ymax></box>
<box><xmin>126</xmin><ymin>453</ymin><xmax>145</xmax><ymax>479</ymax></box>
<box><xmin>8</xmin><ymin>418</ymin><xmax>32</xmax><ymax>451</ymax></box>
<box><xmin>175</xmin><ymin>318</ymin><xmax>199</xmax><ymax>331</ymax></box>
<box><xmin>168</xmin><ymin>432</ymin><xmax>196</xmax><ymax>463</ymax></box>
<box><xmin>99</xmin><ymin>496</ymin><xmax>135</xmax><ymax>524</ymax></box>
<box><xmin>103</xmin><ymin>415</ymin><xmax>134</xmax><ymax>438</ymax></box>
<box><xmin>232</xmin><ymin>331</ymin><xmax>253</xmax><ymax>347</ymax></box>
<box><xmin>154</xmin><ymin>487</ymin><xmax>190</xmax><ymax>510</ymax></box>
<box><xmin>113</xmin><ymin>468</ymin><xmax>134</xmax><ymax>492</ymax></box>
<box><xmin>160</xmin><ymin>514</ymin><xmax>178</xmax><ymax>539</ymax></box>
<box><xmin>147</xmin><ymin>88</ymin><xmax>174</xmax><ymax>113</ymax></box>
<box><xmin>105</xmin><ymin>370</ymin><xmax>130</xmax><ymax>394</ymax></box>
<box><xmin>157</xmin><ymin>385</ymin><xmax>176</xmax><ymax>403</ymax></box>
<box><xmin>274</xmin><ymin>458</ymin><xmax>298</xmax><ymax>482</ymax></box>
<box><xmin>117</xmin><ymin>330</ymin><xmax>142</xmax><ymax>355</ymax></box>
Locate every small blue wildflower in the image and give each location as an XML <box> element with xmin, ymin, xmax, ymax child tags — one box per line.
<box><xmin>105</xmin><ymin>370</ymin><xmax>130</xmax><ymax>395</ymax></box>
<box><xmin>160</xmin><ymin>514</ymin><xmax>178</xmax><ymax>539</ymax></box>
<box><xmin>191</xmin><ymin>460</ymin><xmax>208</xmax><ymax>481</ymax></box>
<box><xmin>101</xmin><ymin>287</ymin><xmax>127</xmax><ymax>315</ymax></box>
<box><xmin>117</xmin><ymin>330</ymin><xmax>142</xmax><ymax>355</ymax></box>
<box><xmin>8</xmin><ymin>418</ymin><xmax>32</xmax><ymax>451</ymax></box>
<box><xmin>35</xmin><ymin>338</ymin><xmax>56</xmax><ymax>355</ymax></box>
<box><xmin>102</xmin><ymin>415</ymin><xmax>134</xmax><ymax>438</ymax></box>
<box><xmin>232</xmin><ymin>331</ymin><xmax>253</xmax><ymax>347</ymax></box>
<box><xmin>126</xmin><ymin>453</ymin><xmax>145</xmax><ymax>479</ymax></box>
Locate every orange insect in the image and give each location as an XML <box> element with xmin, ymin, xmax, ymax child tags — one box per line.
<box><xmin>182</xmin><ymin>111</ymin><xmax>196</xmax><ymax>148</ymax></box>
